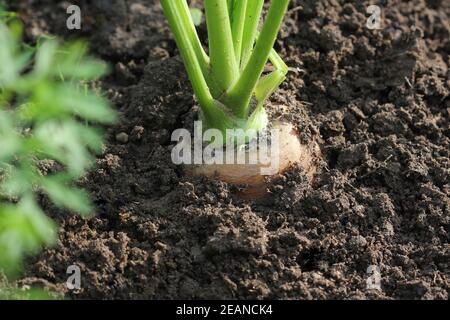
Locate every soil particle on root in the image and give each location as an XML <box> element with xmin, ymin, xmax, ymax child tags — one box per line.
<box><xmin>11</xmin><ymin>0</ymin><xmax>450</xmax><ymax>300</ymax></box>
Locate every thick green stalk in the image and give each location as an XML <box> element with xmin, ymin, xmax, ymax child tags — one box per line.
<box><xmin>204</xmin><ymin>0</ymin><xmax>238</xmax><ymax>92</ymax></box>
<box><xmin>177</xmin><ymin>0</ymin><xmax>223</xmax><ymax>99</ymax></box>
<box><xmin>239</xmin><ymin>0</ymin><xmax>264</xmax><ymax>69</ymax></box>
<box><xmin>230</xmin><ymin>0</ymin><xmax>247</xmax><ymax>63</ymax></box>
<box><xmin>227</xmin><ymin>0</ymin><xmax>234</xmax><ymax>14</ymax></box>
<box><xmin>227</xmin><ymin>0</ymin><xmax>290</xmax><ymax>118</ymax></box>
<box><xmin>178</xmin><ymin>0</ymin><xmax>209</xmax><ymax>75</ymax></box>
<box><xmin>160</xmin><ymin>0</ymin><xmax>214</xmax><ymax>111</ymax></box>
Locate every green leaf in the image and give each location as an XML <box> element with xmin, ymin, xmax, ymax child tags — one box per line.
<box><xmin>34</xmin><ymin>39</ymin><xmax>58</xmax><ymax>77</ymax></box>
<box><xmin>56</xmin><ymin>58</ymin><xmax>109</xmax><ymax>80</ymax></box>
<box><xmin>0</xmin><ymin>18</ymin><xmax>115</xmax><ymax>280</ymax></box>
<box><xmin>0</xmin><ymin>111</ymin><xmax>22</xmax><ymax>161</ymax></box>
<box><xmin>0</xmin><ymin>197</ymin><xmax>56</xmax><ymax>276</ymax></box>
<box><xmin>0</xmin><ymin>163</ymin><xmax>37</xmax><ymax>198</ymax></box>
<box><xmin>74</xmin><ymin>123</ymin><xmax>104</xmax><ymax>153</ymax></box>
<box><xmin>52</xmin><ymin>41</ymin><xmax>109</xmax><ymax>80</ymax></box>
<box><xmin>34</xmin><ymin>120</ymin><xmax>93</xmax><ymax>176</ymax></box>
<box><xmin>41</xmin><ymin>176</ymin><xmax>93</xmax><ymax>216</ymax></box>
<box><xmin>189</xmin><ymin>8</ymin><xmax>203</xmax><ymax>27</ymax></box>
<box><xmin>0</xmin><ymin>136</ymin><xmax>22</xmax><ymax>162</ymax></box>
<box><xmin>0</xmin><ymin>23</ymin><xmax>18</xmax><ymax>85</ymax></box>
<box><xmin>57</xmin><ymin>85</ymin><xmax>117</xmax><ymax>123</ymax></box>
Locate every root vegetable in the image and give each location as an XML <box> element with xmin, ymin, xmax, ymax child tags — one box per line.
<box><xmin>186</xmin><ymin>123</ymin><xmax>321</xmax><ymax>199</ymax></box>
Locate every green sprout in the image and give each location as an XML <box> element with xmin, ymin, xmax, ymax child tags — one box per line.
<box><xmin>161</xmin><ymin>0</ymin><xmax>290</xmax><ymax>143</ymax></box>
<box><xmin>0</xmin><ymin>17</ymin><xmax>116</xmax><ymax>278</ymax></box>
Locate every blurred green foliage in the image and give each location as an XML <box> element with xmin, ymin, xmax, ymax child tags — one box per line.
<box><xmin>0</xmin><ymin>273</ymin><xmax>61</xmax><ymax>299</ymax></box>
<box><xmin>0</xmin><ymin>15</ymin><xmax>116</xmax><ymax>279</ymax></box>
<box><xmin>189</xmin><ymin>7</ymin><xmax>203</xmax><ymax>27</ymax></box>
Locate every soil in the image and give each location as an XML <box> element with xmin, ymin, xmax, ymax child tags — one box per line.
<box><xmin>9</xmin><ymin>0</ymin><xmax>449</xmax><ymax>299</ymax></box>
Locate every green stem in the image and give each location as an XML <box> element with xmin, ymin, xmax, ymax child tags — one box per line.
<box><xmin>177</xmin><ymin>1</ymin><xmax>222</xmax><ymax>98</ymax></box>
<box><xmin>204</xmin><ymin>0</ymin><xmax>238</xmax><ymax>92</ymax></box>
<box><xmin>255</xmin><ymin>49</ymin><xmax>288</xmax><ymax>102</ymax></box>
<box><xmin>269</xmin><ymin>48</ymin><xmax>288</xmax><ymax>74</ymax></box>
<box><xmin>227</xmin><ymin>0</ymin><xmax>290</xmax><ymax>118</ymax></box>
<box><xmin>230</xmin><ymin>0</ymin><xmax>247</xmax><ymax>64</ymax></box>
<box><xmin>239</xmin><ymin>0</ymin><xmax>264</xmax><ymax>69</ymax></box>
<box><xmin>160</xmin><ymin>0</ymin><xmax>214</xmax><ymax>111</ymax></box>
<box><xmin>227</xmin><ymin>0</ymin><xmax>234</xmax><ymax>15</ymax></box>
<box><xmin>178</xmin><ymin>0</ymin><xmax>209</xmax><ymax>75</ymax></box>
<box><xmin>255</xmin><ymin>70</ymin><xmax>285</xmax><ymax>103</ymax></box>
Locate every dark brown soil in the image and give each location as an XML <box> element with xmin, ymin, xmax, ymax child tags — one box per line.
<box><xmin>10</xmin><ymin>0</ymin><xmax>449</xmax><ymax>299</ymax></box>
